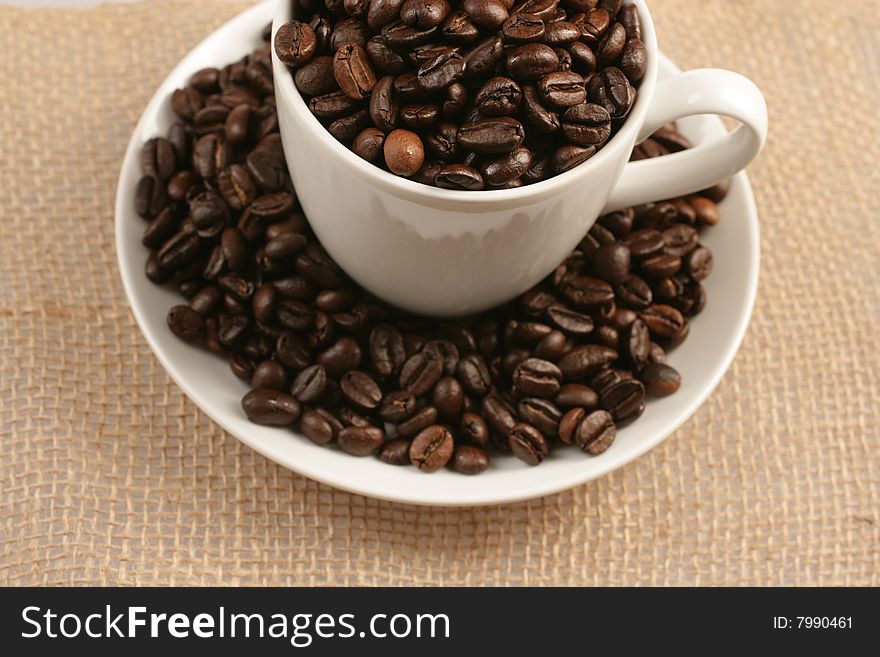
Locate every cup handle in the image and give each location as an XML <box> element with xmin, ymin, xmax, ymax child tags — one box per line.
<box><xmin>603</xmin><ymin>69</ymin><xmax>768</xmax><ymax>212</ymax></box>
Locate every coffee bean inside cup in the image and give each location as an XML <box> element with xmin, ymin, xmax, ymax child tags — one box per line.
<box><xmin>140</xmin><ymin>30</ymin><xmax>727</xmax><ymax>474</ymax></box>
<box><xmin>276</xmin><ymin>0</ymin><xmax>646</xmax><ymax>188</ymax></box>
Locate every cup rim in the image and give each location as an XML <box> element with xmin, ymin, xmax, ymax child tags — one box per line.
<box><xmin>272</xmin><ymin>0</ymin><xmax>659</xmax><ymax>205</ymax></box>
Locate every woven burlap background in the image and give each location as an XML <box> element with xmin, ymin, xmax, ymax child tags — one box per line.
<box><xmin>1</xmin><ymin>0</ymin><xmax>878</xmax><ymax>586</ymax></box>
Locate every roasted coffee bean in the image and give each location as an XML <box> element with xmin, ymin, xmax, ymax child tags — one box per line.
<box><xmin>327</xmin><ymin>16</ymin><xmax>371</xmax><ymax>51</ymax></box>
<box><xmin>481</xmin><ymin>393</ymin><xmax>517</xmax><ymax>435</ymax></box>
<box><xmin>424</xmin><ymin>339</ymin><xmax>461</xmax><ymax>374</ymax></box>
<box><xmin>561</xmin><ymin>102</ymin><xmax>610</xmax><ymax>146</ymax></box>
<box><xmin>698</xmin><ymin>180</ymin><xmax>730</xmax><ymax>204</ymax></box>
<box><xmin>432</xmin><ymin>376</ymin><xmax>464</xmax><ymax>420</ymax></box>
<box><xmin>328</xmin><ymin>108</ymin><xmax>371</xmax><ymax>141</ymax></box>
<box><xmin>383</xmin><ymin>128</ymin><xmax>425</xmax><ymax>175</ymax></box>
<box><xmin>514</xmin><ymin>0</ymin><xmax>559</xmax><ymax>21</ymax></box>
<box><xmin>217</xmin><ymin>313</ymin><xmax>249</xmax><ymax>347</ymax></box>
<box><xmin>662</xmin><ymin>224</ymin><xmax>699</xmax><ymax>257</ymax></box>
<box><xmin>560</xmin><ymin>275</ymin><xmax>614</xmax><ymax>308</ymax></box>
<box><xmin>189</xmin><ymin>284</ymin><xmax>222</xmax><ymax>317</ymax></box>
<box><xmin>640</xmin><ymin>253</ymin><xmax>681</xmax><ymax>278</ymax></box>
<box><xmin>544</xmin><ymin>20</ymin><xmax>580</xmax><ymax>45</ymax></box>
<box><xmin>517</xmin><ymin>397</ymin><xmax>561</xmax><ymax>437</ymax></box>
<box><xmin>557</xmin><ymin>406</ymin><xmax>583</xmax><ymax>444</ymax></box>
<box><xmin>398</xmin><ymin>405</ymin><xmax>439</xmax><ymax>438</ymax></box>
<box><xmin>538</xmin><ymin>70</ymin><xmax>586</xmax><ymax>108</ymax></box>
<box><xmin>275</xmin><ymin>20</ymin><xmax>318</xmax><ymax>66</ymax></box>
<box><xmin>551</xmin><ymin>143</ymin><xmax>595</xmax><ymax>172</ymax></box>
<box><xmin>399</xmin><ymin>103</ymin><xmax>440</xmax><ymax>129</ymax></box>
<box><xmin>587</xmin><ymin>66</ymin><xmax>635</xmax><ymax>119</ymax></box>
<box><xmin>616</xmin><ymin>274</ymin><xmax>652</xmax><ymax>309</ymax></box>
<box><xmin>641</xmin><ymin>304</ymin><xmax>687</xmax><ymax>339</ymax></box>
<box><xmin>591</xmin><ymin>242</ymin><xmax>631</xmax><ymax>283</ymax></box>
<box><xmin>289</xmin><ymin>364</ymin><xmax>327</xmax><ymax>403</ymax></box>
<box><xmin>620</xmin><ymin>37</ymin><xmax>647</xmax><ymax>82</ymax></box>
<box><xmin>475</xmin><ymin>76</ymin><xmax>523</xmax><ymax>116</ymax></box>
<box><xmin>436</xmin><ymin>163</ymin><xmax>484</xmax><ymax>189</ymax></box>
<box><xmin>461</xmin><ymin>35</ymin><xmax>504</xmax><ymax>80</ymax></box>
<box><xmin>684</xmin><ymin>246</ymin><xmax>713</xmax><ymax>281</ymax></box>
<box><xmin>251</xmin><ymin>359</ymin><xmax>288</xmax><ymax>390</ymax></box>
<box><xmin>457</xmin><ymin>353</ymin><xmax>492</xmax><ymax>396</ymax></box>
<box><xmin>318</xmin><ymin>336</ymin><xmax>362</xmax><ymax>376</ymax></box>
<box><xmin>300</xmin><ymin>408</ymin><xmax>340</xmax><ymax>445</ymax></box>
<box><xmin>554</xmin><ymin>383</ymin><xmax>598</xmax><ymax>409</ymax></box>
<box><xmin>333</xmin><ymin>44</ymin><xmax>377</xmax><ymax>99</ymax></box>
<box><xmin>574</xmin><ymin>409</ymin><xmax>616</xmax><ymax>454</ymax></box>
<box><xmin>409</xmin><ymin>425</ymin><xmax>454</xmax><ymax>472</ymax></box>
<box><xmin>452</xmin><ymin>445</ymin><xmax>490</xmax><ymax>474</ymax></box>
<box><xmin>171</xmin><ymin>87</ymin><xmax>204</xmax><ymax>121</ymax></box>
<box><xmin>157</xmin><ymin>230</ymin><xmax>200</xmax><ymax>271</ymax></box>
<box><xmin>480</xmin><ymin>147</ymin><xmax>532</xmax><ymax>186</ymax></box>
<box><xmin>338</xmin><ymin>425</ymin><xmax>385</xmax><ymax>455</ymax></box>
<box><xmin>295</xmin><ymin>244</ymin><xmax>346</xmax><ymax>288</ymax></box>
<box><xmin>338</xmin><ymin>125</ymin><xmax>379</xmax><ymax>160</ymax></box>
<box><xmin>599</xmin><ymin>377</ymin><xmax>644</xmax><ymax>421</ymax></box>
<box><xmin>294</xmin><ymin>56</ymin><xmax>338</xmax><ymax>96</ymax></box>
<box><xmin>399</xmin><ymin>350</ymin><xmax>444</xmax><ymax>396</ymax></box>
<box><xmin>533</xmin><ymin>329</ymin><xmax>567</xmax><ymax>360</ymax></box>
<box><xmin>142</xmin><ymin>207</ymin><xmax>178</xmax><ymax>250</ymax></box>
<box><xmin>596</xmin><ymin>20</ymin><xmax>625</xmax><ymax>63</ymax></box>
<box><xmin>400</xmin><ymin>0</ymin><xmax>451</xmax><ymax>28</ymax></box>
<box><xmin>417</xmin><ymin>48</ymin><xmax>466</xmax><ymax>91</ymax></box>
<box><xmin>241</xmin><ymin>388</ymin><xmax>301</xmax><ymax>426</ymax></box>
<box><xmin>381</xmin><ymin>21</ymin><xmax>440</xmax><ymax>49</ymax></box>
<box><xmin>502</xmin><ymin>13</ymin><xmax>546</xmax><ymax>43</ymax></box>
<box><xmin>557</xmin><ymin>344</ymin><xmax>617</xmax><ymax>379</ymax></box>
<box><xmin>368</xmin><ymin>324</ymin><xmax>406</xmax><ymax>378</ymax></box>
<box><xmin>141</xmin><ymin>137</ymin><xmax>177</xmax><ymax>181</ymax></box>
<box><xmin>365</xmin><ymin>76</ymin><xmax>398</xmax><ymax>132</ymax></box>
<box><xmin>639</xmin><ymin>362</ymin><xmax>681</xmax><ymax>397</ymax></box>
<box><xmin>619</xmin><ymin>2</ymin><xmax>641</xmax><ymax>39</ymax></box>
<box><xmin>458</xmin><ymin>117</ymin><xmax>525</xmax><ymax>154</ymax></box>
<box><xmin>463</xmin><ymin>0</ymin><xmax>509</xmax><ymax>30</ymax></box>
<box><xmin>547</xmin><ymin>303</ymin><xmax>594</xmax><ymax>334</ymax></box>
<box><xmin>508</xmin><ymin>422</ymin><xmax>549</xmax><ymax>465</ymax></box>
<box><xmin>135</xmin><ymin>175</ymin><xmax>168</xmax><ymax>219</ymax></box>
<box><xmin>219</xmin><ymin>275</ymin><xmax>255</xmax><ymax>304</ymax></box>
<box><xmin>340</xmin><ymin>370</ymin><xmax>383</xmax><ymax>409</ymax></box>
<box><xmin>621</xmin><ymin>317</ymin><xmax>650</xmax><ymax>367</ymax></box>
<box><xmin>512</xmin><ymin>358</ymin><xmax>562</xmax><ymax>397</ymax></box>
<box><xmin>167</xmin><ymin>304</ymin><xmax>204</xmax><ymax>342</ymax></box>
<box><xmin>379</xmin><ymin>437</ymin><xmax>412</xmax><ymax>464</ymax></box>
<box><xmin>460</xmin><ymin>412</ymin><xmax>490</xmax><ymax>447</ymax></box>
<box><xmin>627</xmin><ymin>228</ymin><xmax>666</xmax><ymax>260</ymax></box>
<box><xmin>366</xmin><ymin>37</ymin><xmax>408</xmax><ymax>74</ymax></box>
<box><xmin>506</xmin><ymin>43</ymin><xmax>559</xmax><ymax>81</ymax></box>
<box><xmin>379</xmin><ymin>390</ymin><xmax>417</xmax><ymax>423</ymax></box>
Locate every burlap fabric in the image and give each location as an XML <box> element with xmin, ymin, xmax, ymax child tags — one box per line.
<box><xmin>1</xmin><ymin>0</ymin><xmax>878</xmax><ymax>587</ymax></box>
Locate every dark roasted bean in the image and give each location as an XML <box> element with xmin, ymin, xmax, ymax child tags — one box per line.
<box><xmin>242</xmin><ymin>388</ymin><xmax>301</xmax><ymax>426</ymax></box>
<box><xmin>379</xmin><ymin>438</ymin><xmax>413</xmax><ymax>464</ymax></box>
<box><xmin>409</xmin><ymin>425</ymin><xmax>454</xmax><ymax>472</ymax></box>
<box><xmin>338</xmin><ymin>425</ymin><xmax>385</xmax><ymax>455</ymax></box>
<box><xmin>512</xmin><ymin>358</ymin><xmax>562</xmax><ymax>397</ymax></box>
<box><xmin>508</xmin><ymin>422</ymin><xmax>549</xmax><ymax>465</ymax></box>
<box><xmin>274</xmin><ymin>20</ymin><xmax>318</xmax><ymax>66</ymax></box>
<box><xmin>397</xmin><ymin>405</ymin><xmax>439</xmax><ymax>438</ymax></box>
<box><xmin>452</xmin><ymin>445</ymin><xmax>490</xmax><ymax>474</ymax></box>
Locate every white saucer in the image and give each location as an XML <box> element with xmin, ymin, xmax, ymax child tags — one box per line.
<box><xmin>115</xmin><ymin>0</ymin><xmax>760</xmax><ymax>506</ymax></box>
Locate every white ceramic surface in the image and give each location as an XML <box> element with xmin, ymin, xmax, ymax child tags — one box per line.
<box><xmin>115</xmin><ymin>0</ymin><xmax>760</xmax><ymax>507</ymax></box>
<box><xmin>272</xmin><ymin>0</ymin><xmax>767</xmax><ymax>316</ymax></box>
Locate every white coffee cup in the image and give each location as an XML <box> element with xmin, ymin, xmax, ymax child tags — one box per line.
<box><xmin>271</xmin><ymin>0</ymin><xmax>767</xmax><ymax>317</ymax></box>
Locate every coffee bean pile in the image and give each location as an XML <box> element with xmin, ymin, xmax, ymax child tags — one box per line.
<box><xmin>274</xmin><ymin>0</ymin><xmax>647</xmax><ymax>189</ymax></box>
<box><xmin>136</xmin><ymin>35</ymin><xmax>727</xmax><ymax>474</ymax></box>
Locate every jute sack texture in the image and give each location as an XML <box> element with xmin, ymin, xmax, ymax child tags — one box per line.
<box><xmin>0</xmin><ymin>0</ymin><xmax>878</xmax><ymax>585</ymax></box>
